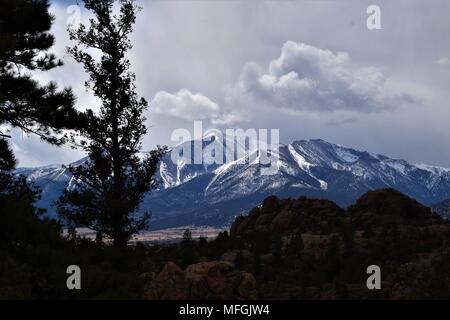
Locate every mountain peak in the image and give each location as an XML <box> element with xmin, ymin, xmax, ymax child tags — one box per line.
<box><xmin>16</xmin><ymin>137</ymin><xmax>450</xmax><ymax>228</ymax></box>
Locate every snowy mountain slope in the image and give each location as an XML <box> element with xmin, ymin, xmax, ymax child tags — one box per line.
<box><xmin>16</xmin><ymin>137</ymin><xmax>450</xmax><ymax>230</ymax></box>
<box><xmin>15</xmin><ymin>164</ymin><xmax>73</xmax><ymax>214</ymax></box>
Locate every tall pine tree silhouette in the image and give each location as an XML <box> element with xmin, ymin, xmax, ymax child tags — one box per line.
<box><xmin>57</xmin><ymin>0</ymin><xmax>166</xmax><ymax>247</ymax></box>
<box><xmin>0</xmin><ymin>0</ymin><xmax>81</xmax><ymax>222</ymax></box>
<box><xmin>0</xmin><ymin>0</ymin><xmax>81</xmax><ymax>146</ymax></box>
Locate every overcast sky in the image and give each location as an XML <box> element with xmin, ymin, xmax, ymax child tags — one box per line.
<box><xmin>9</xmin><ymin>0</ymin><xmax>450</xmax><ymax>168</ymax></box>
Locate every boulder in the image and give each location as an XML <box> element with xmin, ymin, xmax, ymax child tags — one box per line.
<box><xmin>144</xmin><ymin>262</ymin><xmax>188</xmax><ymax>300</ymax></box>
<box><xmin>260</xmin><ymin>196</ymin><xmax>280</xmax><ymax>215</ymax></box>
<box><xmin>144</xmin><ymin>261</ymin><xmax>258</xmax><ymax>300</ymax></box>
<box><xmin>271</xmin><ymin>210</ymin><xmax>294</xmax><ymax>232</ymax></box>
<box><xmin>237</xmin><ymin>272</ymin><xmax>258</xmax><ymax>299</ymax></box>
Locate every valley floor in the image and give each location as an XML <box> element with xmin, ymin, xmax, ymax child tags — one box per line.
<box><xmin>73</xmin><ymin>226</ymin><xmax>226</xmax><ymax>245</ymax></box>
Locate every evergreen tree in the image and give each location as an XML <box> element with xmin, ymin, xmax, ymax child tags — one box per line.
<box><xmin>0</xmin><ymin>0</ymin><xmax>83</xmax><ymax>223</ymax></box>
<box><xmin>179</xmin><ymin>229</ymin><xmax>197</xmax><ymax>267</ymax></box>
<box><xmin>0</xmin><ymin>138</ymin><xmax>60</xmax><ymax>252</ymax></box>
<box><xmin>0</xmin><ymin>138</ymin><xmax>19</xmax><ymax>198</ymax></box>
<box><xmin>57</xmin><ymin>0</ymin><xmax>166</xmax><ymax>247</ymax></box>
<box><xmin>0</xmin><ymin>0</ymin><xmax>81</xmax><ymax>144</ymax></box>
<box><xmin>198</xmin><ymin>236</ymin><xmax>208</xmax><ymax>247</ymax></box>
<box><xmin>0</xmin><ymin>0</ymin><xmax>83</xmax><ymax>255</ymax></box>
<box><xmin>182</xmin><ymin>229</ymin><xmax>193</xmax><ymax>244</ymax></box>
<box><xmin>0</xmin><ymin>138</ymin><xmax>14</xmax><ymax>171</ymax></box>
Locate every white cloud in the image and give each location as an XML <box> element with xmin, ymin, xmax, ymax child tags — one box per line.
<box><xmin>150</xmin><ymin>89</ymin><xmax>221</xmax><ymax>121</ymax></box>
<box><xmin>11</xmin><ymin>0</ymin><xmax>450</xmax><ymax>168</ymax></box>
<box><xmin>147</xmin><ymin>41</ymin><xmax>422</xmax><ymax>129</ymax></box>
<box><xmin>227</xmin><ymin>41</ymin><xmax>414</xmax><ymax>113</ymax></box>
<box><xmin>150</xmin><ymin>89</ymin><xmax>246</xmax><ymax>125</ymax></box>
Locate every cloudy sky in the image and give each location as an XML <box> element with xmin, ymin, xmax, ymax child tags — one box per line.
<box><xmin>9</xmin><ymin>0</ymin><xmax>450</xmax><ymax>168</ymax></box>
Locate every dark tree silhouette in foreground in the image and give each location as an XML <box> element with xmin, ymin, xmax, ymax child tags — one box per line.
<box><xmin>0</xmin><ymin>0</ymin><xmax>81</xmax><ymax>224</ymax></box>
<box><xmin>57</xmin><ymin>0</ymin><xmax>166</xmax><ymax>247</ymax></box>
<box><xmin>0</xmin><ymin>0</ymin><xmax>81</xmax><ymax>146</ymax></box>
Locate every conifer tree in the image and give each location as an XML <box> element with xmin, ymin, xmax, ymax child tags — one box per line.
<box><xmin>57</xmin><ymin>0</ymin><xmax>166</xmax><ymax>247</ymax></box>
<box><xmin>0</xmin><ymin>0</ymin><xmax>81</xmax><ymax>145</ymax></box>
<box><xmin>0</xmin><ymin>0</ymin><xmax>81</xmax><ymax>227</ymax></box>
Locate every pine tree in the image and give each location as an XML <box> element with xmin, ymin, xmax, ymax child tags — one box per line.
<box><xmin>0</xmin><ymin>138</ymin><xmax>15</xmax><ymax>171</ymax></box>
<box><xmin>57</xmin><ymin>0</ymin><xmax>166</xmax><ymax>247</ymax></box>
<box><xmin>0</xmin><ymin>138</ymin><xmax>60</xmax><ymax>251</ymax></box>
<box><xmin>182</xmin><ymin>229</ymin><xmax>193</xmax><ymax>244</ymax></box>
<box><xmin>0</xmin><ymin>0</ymin><xmax>83</xmax><ymax>251</ymax></box>
<box><xmin>0</xmin><ymin>0</ymin><xmax>81</xmax><ymax>144</ymax></box>
<box><xmin>180</xmin><ymin>229</ymin><xmax>197</xmax><ymax>267</ymax></box>
<box><xmin>0</xmin><ymin>138</ymin><xmax>19</xmax><ymax>199</ymax></box>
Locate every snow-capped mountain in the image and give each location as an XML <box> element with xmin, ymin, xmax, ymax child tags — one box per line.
<box><xmin>16</xmin><ymin>136</ymin><xmax>450</xmax><ymax>230</ymax></box>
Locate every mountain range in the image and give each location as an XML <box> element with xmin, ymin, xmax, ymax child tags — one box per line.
<box><xmin>16</xmin><ymin>135</ymin><xmax>450</xmax><ymax>230</ymax></box>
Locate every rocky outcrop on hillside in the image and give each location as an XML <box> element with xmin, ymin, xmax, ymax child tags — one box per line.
<box><xmin>144</xmin><ymin>261</ymin><xmax>258</xmax><ymax>300</ymax></box>
<box><xmin>230</xmin><ymin>195</ymin><xmax>345</xmax><ymax>238</ymax></box>
<box><xmin>144</xmin><ymin>189</ymin><xmax>450</xmax><ymax>300</ymax></box>
<box><xmin>348</xmin><ymin>188</ymin><xmax>441</xmax><ymax>226</ymax></box>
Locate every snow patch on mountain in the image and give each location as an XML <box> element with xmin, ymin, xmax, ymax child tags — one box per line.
<box><xmin>288</xmin><ymin>144</ymin><xmax>313</xmax><ymax>170</ymax></box>
<box><xmin>15</xmin><ymin>138</ymin><xmax>450</xmax><ymax>229</ymax></box>
<box><xmin>333</xmin><ymin>145</ymin><xmax>360</xmax><ymax>163</ymax></box>
<box><xmin>416</xmin><ymin>163</ymin><xmax>450</xmax><ymax>175</ymax></box>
